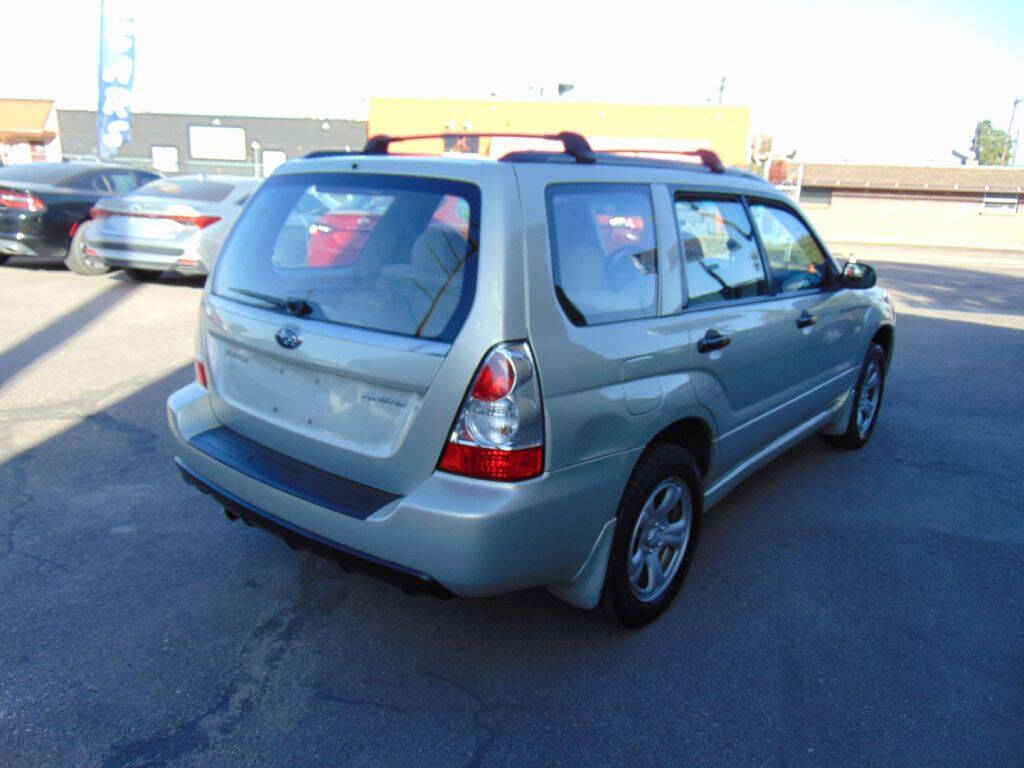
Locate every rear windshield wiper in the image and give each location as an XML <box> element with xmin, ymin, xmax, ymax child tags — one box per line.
<box><xmin>227</xmin><ymin>287</ymin><xmax>314</xmax><ymax>317</ymax></box>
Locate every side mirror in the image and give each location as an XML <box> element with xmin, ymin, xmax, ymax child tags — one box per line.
<box><xmin>841</xmin><ymin>261</ymin><xmax>877</xmax><ymax>289</ymax></box>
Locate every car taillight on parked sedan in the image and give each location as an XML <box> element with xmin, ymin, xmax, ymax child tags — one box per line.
<box><xmin>87</xmin><ymin>206</ymin><xmax>220</xmax><ymax>229</ymax></box>
<box><xmin>438</xmin><ymin>342</ymin><xmax>544</xmax><ymax>481</ymax></box>
<box><xmin>0</xmin><ymin>188</ymin><xmax>45</xmax><ymax>212</ymax></box>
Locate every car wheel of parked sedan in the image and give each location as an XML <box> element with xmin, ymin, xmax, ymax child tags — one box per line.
<box><xmin>63</xmin><ymin>222</ymin><xmax>111</xmax><ymax>275</ymax></box>
<box><xmin>123</xmin><ymin>268</ymin><xmax>161</xmax><ymax>282</ymax></box>
<box><xmin>0</xmin><ymin>254</ymin><xmax>9</xmax><ymax>266</ymax></box>
<box><xmin>822</xmin><ymin>342</ymin><xmax>886</xmax><ymax>450</ymax></box>
<box><xmin>601</xmin><ymin>443</ymin><xmax>702</xmax><ymax>628</ymax></box>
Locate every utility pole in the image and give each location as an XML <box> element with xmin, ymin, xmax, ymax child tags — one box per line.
<box><xmin>718</xmin><ymin>77</ymin><xmax>726</xmax><ymax>106</ymax></box>
<box><xmin>1007</xmin><ymin>97</ymin><xmax>1022</xmax><ymax>165</ymax></box>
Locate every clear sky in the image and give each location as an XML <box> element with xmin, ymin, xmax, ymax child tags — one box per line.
<box><xmin>4</xmin><ymin>0</ymin><xmax>1023</xmax><ymax>164</ymax></box>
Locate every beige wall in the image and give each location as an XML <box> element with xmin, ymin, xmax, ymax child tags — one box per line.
<box><xmin>802</xmin><ymin>193</ymin><xmax>1024</xmax><ymax>253</ymax></box>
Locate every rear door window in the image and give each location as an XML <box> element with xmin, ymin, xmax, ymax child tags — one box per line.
<box><xmin>546</xmin><ymin>183</ymin><xmax>658</xmax><ymax>325</ymax></box>
<box><xmin>106</xmin><ymin>171</ymin><xmax>139</xmax><ymax>194</ymax></box>
<box><xmin>749</xmin><ymin>203</ymin><xmax>831</xmax><ymax>293</ymax></box>
<box><xmin>674</xmin><ymin>197</ymin><xmax>768</xmax><ymax>304</ymax></box>
<box><xmin>212</xmin><ymin>173</ymin><xmax>480</xmax><ymax>342</ymax></box>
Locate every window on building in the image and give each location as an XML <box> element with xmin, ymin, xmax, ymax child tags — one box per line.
<box><xmin>981</xmin><ymin>192</ymin><xmax>1019</xmax><ymax>214</ymax></box>
<box><xmin>799</xmin><ymin>187</ymin><xmax>833</xmax><ymax>206</ymax></box>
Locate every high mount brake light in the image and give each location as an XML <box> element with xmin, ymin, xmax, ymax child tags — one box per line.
<box><xmin>438</xmin><ymin>342</ymin><xmax>544</xmax><ymax>482</ymax></box>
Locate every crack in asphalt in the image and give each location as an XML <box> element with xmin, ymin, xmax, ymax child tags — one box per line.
<box><xmin>0</xmin><ymin>484</ymin><xmax>70</xmax><ymax>575</ymax></box>
<box><xmin>99</xmin><ymin>560</ymin><xmax>318</xmax><ymax>768</ymax></box>
<box><xmin>420</xmin><ymin>670</ymin><xmax>525</xmax><ymax>768</ymax></box>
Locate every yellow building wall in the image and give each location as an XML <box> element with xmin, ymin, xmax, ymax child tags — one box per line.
<box><xmin>368</xmin><ymin>98</ymin><xmax>750</xmax><ymax>166</ymax></box>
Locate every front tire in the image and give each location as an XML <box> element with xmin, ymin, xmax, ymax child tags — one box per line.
<box><xmin>601</xmin><ymin>443</ymin><xmax>702</xmax><ymax>628</ymax></box>
<box><xmin>822</xmin><ymin>342</ymin><xmax>886</xmax><ymax>449</ymax></box>
<box><xmin>63</xmin><ymin>222</ymin><xmax>111</xmax><ymax>275</ymax></box>
<box><xmin>0</xmin><ymin>254</ymin><xmax>9</xmax><ymax>266</ymax></box>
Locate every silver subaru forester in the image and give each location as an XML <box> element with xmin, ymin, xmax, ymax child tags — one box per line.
<box><xmin>167</xmin><ymin>132</ymin><xmax>894</xmax><ymax>627</ymax></box>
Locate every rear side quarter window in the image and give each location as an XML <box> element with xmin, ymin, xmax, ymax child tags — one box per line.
<box><xmin>546</xmin><ymin>183</ymin><xmax>658</xmax><ymax>326</ymax></box>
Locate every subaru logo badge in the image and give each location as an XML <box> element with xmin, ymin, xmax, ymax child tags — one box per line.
<box><xmin>274</xmin><ymin>327</ymin><xmax>302</xmax><ymax>349</ymax></box>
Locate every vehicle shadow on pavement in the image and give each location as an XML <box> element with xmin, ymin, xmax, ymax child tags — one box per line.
<box><xmin>0</xmin><ymin>280</ymin><xmax>140</xmax><ymax>389</ymax></box>
<box><xmin>875</xmin><ymin>260</ymin><xmax>1024</xmax><ymax>318</ymax></box>
<box><xmin>1</xmin><ymin>315</ymin><xmax>1022</xmax><ymax>766</ymax></box>
<box><xmin>107</xmin><ymin>271</ymin><xmax>207</xmax><ymax>289</ymax></box>
<box><xmin>2</xmin><ymin>257</ymin><xmax>69</xmax><ymax>271</ymax></box>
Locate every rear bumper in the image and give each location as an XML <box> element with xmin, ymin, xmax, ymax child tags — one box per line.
<box><xmin>176</xmin><ymin>460</ymin><xmax>453</xmax><ymax>597</ymax></box>
<box><xmin>167</xmin><ymin>383</ymin><xmax>637</xmax><ymax>597</ymax></box>
<box><xmin>0</xmin><ymin>229</ymin><xmax>66</xmax><ymax>259</ymax></box>
<box><xmin>87</xmin><ymin>240</ymin><xmax>208</xmax><ymax>275</ymax></box>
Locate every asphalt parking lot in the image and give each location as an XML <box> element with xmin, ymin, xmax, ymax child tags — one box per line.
<box><xmin>1</xmin><ymin>252</ymin><xmax>1022</xmax><ymax>767</ymax></box>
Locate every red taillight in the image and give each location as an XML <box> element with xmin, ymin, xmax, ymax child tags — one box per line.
<box><xmin>471</xmin><ymin>353</ymin><xmax>515</xmax><ymax>401</ymax></box>
<box><xmin>438</xmin><ymin>443</ymin><xmax>543</xmax><ymax>482</ymax></box>
<box><xmin>438</xmin><ymin>342</ymin><xmax>544</xmax><ymax>482</ymax></box>
<box><xmin>93</xmin><ymin>210</ymin><xmax>220</xmax><ymax>228</ymax></box>
<box><xmin>183</xmin><ymin>215</ymin><xmax>221</xmax><ymax>229</ymax></box>
<box><xmin>194</xmin><ymin>359</ymin><xmax>209</xmax><ymax>389</ymax></box>
<box><xmin>69</xmin><ymin>220</ymin><xmax>80</xmax><ymax>237</ymax></box>
<box><xmin>0</xmin><ymin>188</ymin><xmax>45</xmax><ymax>212</ymax></box>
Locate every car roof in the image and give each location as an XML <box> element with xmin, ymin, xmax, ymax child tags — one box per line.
<box><xmin>279</xmin><ymin>152</ymin><xmax>784</xmax><ymax>201</ymax></box>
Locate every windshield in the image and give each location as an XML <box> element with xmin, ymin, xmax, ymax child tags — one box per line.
<box><xmin>212</xmin><ymin>172</ymin><xmax>480</xmax><ymax>342</ymax></box>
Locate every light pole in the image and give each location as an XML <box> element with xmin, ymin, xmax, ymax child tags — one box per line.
<box><xmin>1008</xmin><ymin>98</ymin><xmax>1022</xmax><ymax>165</ymax></box>
<box><xmin>250</xmin><ymin>140</ymin><xmax>261</xmax><ymax>177</ymax></box>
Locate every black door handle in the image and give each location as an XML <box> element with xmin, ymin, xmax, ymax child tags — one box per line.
<box><xmin>697</xmin><ymin>329</ymin><xmax>732</xmax><ymax>353</ymax></box>
<box><xmin>796</xmin><ymin>311</ymin><xmax>818</xmax><ymax>328</ymax></box>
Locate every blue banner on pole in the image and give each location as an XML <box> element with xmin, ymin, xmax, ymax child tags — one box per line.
<box><xmin>97</xmin><ymin>1</ymin><xmax>135</xmax><ymax>159</ymax></box>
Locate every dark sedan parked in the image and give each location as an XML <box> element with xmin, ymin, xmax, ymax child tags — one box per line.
<box><xmin>0</xmin><ymin>162</ymin><xmax>159</xmax><ymax>270</ymax></box>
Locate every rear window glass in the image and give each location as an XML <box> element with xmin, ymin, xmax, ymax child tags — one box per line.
<box><xmin>135</xmin><ymin>177</ymin><xmax>234</xmax><ymax>202</ymax></box>
<box><xmin>546</xmin><ymin>183</ymin><xmax>658</xmax><ymax>326</ymax></box>
<box><xmin>212</xmin><ymin>173</ymin><xmax>480</xmax><ymax>342</ymax></box>
<box><xmin>0</xmin><ymin>163</ymin><xmax>81</xmax><ymax>184</ymax></box>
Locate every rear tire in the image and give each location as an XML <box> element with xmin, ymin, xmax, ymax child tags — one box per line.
<box><xmin>0</xmin><ymin>254</ymin><xmax>9</xmax><ymax>266</ymax></box>
<box><xmin>822</xmin><ymin>342</ymin><xmax>886</xmax><ymax>450</ymax></box>
<box><xmin>63</xmin><ymin>222</ymin><xmax>111</xmax><ymax>275</ymax></box>
<box><xmin>123</xmin><ymin>267</ymin><xmax>161</xmax><ymax>282</ymax></box>
<box><xmin>600</xmin><ymin>443</ymin><xmax>702</xmax><ymax>628</ymax></box>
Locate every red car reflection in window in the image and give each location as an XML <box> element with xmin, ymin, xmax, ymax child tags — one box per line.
<box><xmin>307</xmin><ymin>212</ymin><xmax>380</xmax><ymax>267</ymax></box>
<box><xmin>596</xmin><ymin>213</ymin><xmax>650</xmax><ymax>251</ymax></box>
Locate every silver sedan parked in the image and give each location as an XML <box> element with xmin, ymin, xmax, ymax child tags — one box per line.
<box><xmin>83</xmin><ymin>175</ymin><xmax>260</xmax><ymax>280</ymax></box>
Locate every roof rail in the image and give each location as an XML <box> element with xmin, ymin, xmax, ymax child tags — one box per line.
<box><xmin>597</xmin><ymin>148</ymin><xmax>726</xmax><ymax>174</ymax></box>
<box><xmin>362</xmin><ymin>132</ymin><xmax>596</xmax><ymax>164</ymax></box>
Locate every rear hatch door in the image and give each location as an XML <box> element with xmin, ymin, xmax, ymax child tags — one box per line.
<box><xmin>203</xmin><ymin>167</ymin><xmax>486</xmax><ymax>495</ymax></box>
